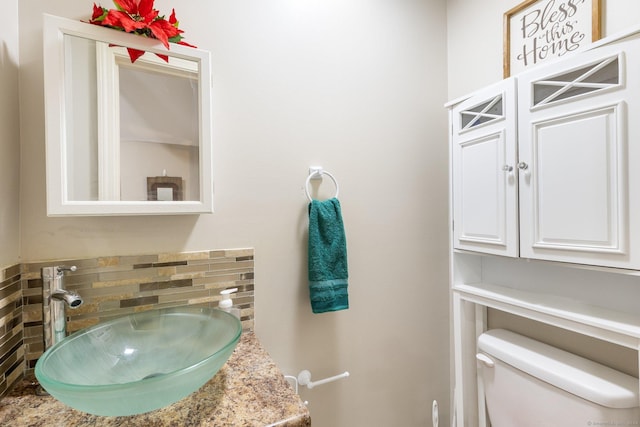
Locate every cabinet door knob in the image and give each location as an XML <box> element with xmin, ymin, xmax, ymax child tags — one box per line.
<box><xmin>502</xmin><ymin>165</ymin><xmax>513</xmax><ymax>172</ymax></box>
<box><xmin>518</xmin><ymin>162</ymin><xmax>529</xmax><ymax>170</ymax></box>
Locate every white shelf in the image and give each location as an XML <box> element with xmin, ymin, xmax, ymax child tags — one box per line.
<box><xmin>453</xmin><ymin>283</ymin><xmax>640</xmax><ymax>349</ymax></box>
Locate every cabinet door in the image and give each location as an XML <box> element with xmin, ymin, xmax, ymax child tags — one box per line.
<box><xmin>451</xmin><ymin>79</ymin><xmax>518</xmax><ymax>257</ymax></box>
<box><xmin>517</xmin><ymin>42</ymin><xmax>640</xmax><ymax>268</ymax></box>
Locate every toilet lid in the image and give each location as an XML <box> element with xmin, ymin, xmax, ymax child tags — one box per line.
<box><xmin>478</xmin><ymin>329</ymin><xmax>639</xmax><ymax>409</ymax></box>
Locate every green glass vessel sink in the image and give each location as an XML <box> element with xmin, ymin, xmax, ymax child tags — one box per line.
<box><xmin>35</xmin><ymin>306</ymin><xmax>242</xmax><ymax>416</ymax></box>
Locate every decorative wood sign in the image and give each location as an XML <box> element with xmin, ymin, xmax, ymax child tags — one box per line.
<box><xmin>504</xmin><ymin>0</ymin><xmax>601</xmax><ymax>77</ymax></box>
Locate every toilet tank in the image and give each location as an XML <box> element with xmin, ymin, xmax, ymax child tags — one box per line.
<box><xmin>477</xmin><ymin>329</ymin><xmax>640</xmax><ymax>427</ymax></box>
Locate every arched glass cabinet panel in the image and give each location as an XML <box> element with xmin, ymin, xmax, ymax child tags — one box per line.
<box><xmin>43</xmin><ymin>14</ymin><xmax>213</xmax><ymax>215</ymax></box>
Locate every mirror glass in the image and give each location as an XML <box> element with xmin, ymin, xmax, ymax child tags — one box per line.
<box><xmin>44</xmin><ymin>15</ymin><xmax>212</xmax><ymax>215</ymax></box>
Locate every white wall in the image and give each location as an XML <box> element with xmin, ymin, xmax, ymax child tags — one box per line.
<box><xmin>18</xmin><ymin>1</ymin><xmax>450</xmax><ymax>425</ymax></box>
<box><xmin>447</xmin><ymin>0</ymin><xmax>640</xmax><ymax>100</ymax></box>
<box><xmin>0</xmin><ymin>0</ymin><xmax>20</xmax><ymax>267</ymax></box>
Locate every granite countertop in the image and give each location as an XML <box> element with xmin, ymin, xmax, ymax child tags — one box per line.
<box><xmin>0</xmin><ymin>332</ymin><xmax>310</xmax><ymax>427</ymax></box>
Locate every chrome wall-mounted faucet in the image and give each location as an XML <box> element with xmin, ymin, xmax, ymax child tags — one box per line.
<box><xmin>42</xmin><ymin>265</ymin><xmax>83</xmax><ymax>348</ymax></box>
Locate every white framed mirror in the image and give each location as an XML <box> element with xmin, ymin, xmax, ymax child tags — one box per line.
<box><xmin>43</xmin><ymin>14</ymin><xmax>213</xmax><ymax>216</ymax></box>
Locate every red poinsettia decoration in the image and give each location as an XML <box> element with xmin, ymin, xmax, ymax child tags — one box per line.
<box><xmin>89</xmin><ymin>0</ymin><xmax>196</xmax><ymax>63</ymax></box>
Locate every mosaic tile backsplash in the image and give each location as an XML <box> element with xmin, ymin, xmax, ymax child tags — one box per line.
<box><xmin>0</xmin><ymin>248</ymin><xmax>254</xmax><ymax>399</ymax></box>
<box><xmin>0</xmin><ymin>264</ymin><xmax>24</xmax><ymax>399</ymax></box>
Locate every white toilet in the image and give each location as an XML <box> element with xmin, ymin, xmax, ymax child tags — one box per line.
<box><xmin>477</xmin><ymin>329</ymin><xmax>640</xmax><ymax>427</ymax></box>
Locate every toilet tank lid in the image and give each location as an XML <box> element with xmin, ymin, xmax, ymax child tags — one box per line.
<box><xmin>478</xmin><ymin>329</ymin><xmax>639</xmax><ymax>409</ymax></box>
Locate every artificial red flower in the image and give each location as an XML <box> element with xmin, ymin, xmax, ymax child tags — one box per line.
<box><xmin>89</xmin><ymin>0</ymin><xmax>196</xmax><ymax>63</ymax></box>
<box><xmin>126</xmin><ymin>47</ymin><xmax>146</xmax><ymax>62</ymax></box>
<box><xmin>92</xmin><ymin>3</ymin><xmax>105</xmax><ymax>21</ymax></box>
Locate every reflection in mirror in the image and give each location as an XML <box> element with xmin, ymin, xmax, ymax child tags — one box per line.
<box><xmin>64</xmin><ymin>35</ymin><xmax>199</xmax><ymax>202</ymax></box>
<box><xmin>64</xmin><ymin>34</ymin><xmax>98</xmax><ymax>201</ymax></box>
<box><xmin>44</xmin><ymin>14</ymin><xmax>212</xmax><ymax>215</ymax></box>
<box><xmin>119</xmin><ymin>56</ymin><xmax>199</xmax><ymax>202</ymax></box>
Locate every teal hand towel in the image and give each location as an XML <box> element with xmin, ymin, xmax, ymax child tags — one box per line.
<box><xmin>308</xmin><ymin>198</ymin><xmax>349</xmax><ymax>313</ymax></box>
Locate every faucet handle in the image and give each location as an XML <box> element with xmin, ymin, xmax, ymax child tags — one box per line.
<box><xmin>56</xmin><ymin>265</ymin><xmax>77</xmax><ymax>274</ymax></box>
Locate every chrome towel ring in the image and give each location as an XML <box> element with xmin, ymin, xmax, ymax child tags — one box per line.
<box><xmin>305</xmin><ymin>169</ymin><xmax>339</xmax><ymax>202</ymax></box>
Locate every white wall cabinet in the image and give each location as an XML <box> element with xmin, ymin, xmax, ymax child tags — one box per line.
<box><xmin>451</xmin><ymin>36</ymin><xmax>640</xmax><ymax>269</ymax></box>
<box><xmin>517</xmin><ymin>44</ymin><xmax>639</xmax><ymax>268</ymax></box>
<box><xmin>448</xmin><ymin>28</ymin><xmax>640</xmax><ymax>427</ymax></box>
<box><xmin>451</xmin><ymin>78</ymin><xmax>518</xmax><ymax>257</ymax></box>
